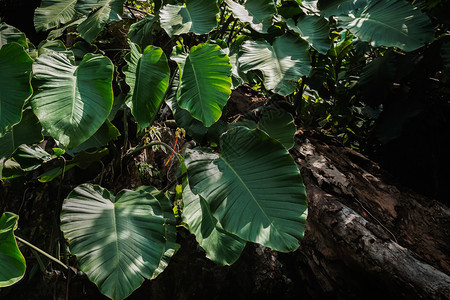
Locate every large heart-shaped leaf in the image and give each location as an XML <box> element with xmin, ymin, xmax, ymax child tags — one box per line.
<box><xmin>285</xmin><ymin>15</ymin><xmax>331</xmax><ymax>54</ymax></box>
<box><xmin>0</xmin><ymin>109</ymin><xmax>43</xmax><ymax>159</ymax></box>
<box><xmin>324</xmin><ymin>0</ymin><xmax>434</xmax><ymax>51</ymax></box>
<box><xmin>34</xmin><ymin>0</ymin><xmax>79</xmax><ymax>32</ymax></box>
<box><xmin>239</xmin><ymin>34</ymin><xmax>311</xmax><ymax>96</ymax></box>
<box><xmin>182</xmin><ymin>184</ymin><xmax>246</xmax><ymax>266</ymax></box>
<box><xmin>61</xmin><ymin>184</ymin><xmax>177</xmax><ymax>300</ymax></box>
<box><xmin>76</xmin><ymin>0</ymin><xmax>126</xmax><ymax>42</ymax></box>
<box><xmin>0</xmin><ymin>212</ymin><xmax>26</xmax><ymax>287</ymax></box>
<box><xmin>31</xmin><ymin>52</ymin><xmax>113</xmax><ymax>149</ymax></box>
<box><xmin>124</xmin><ymin>43</ymin><xmax>170</xmax><ymax>130</ymax></box>
<box><xmin>0</xmin><ymin>43</ymin><xmax>33</xmax><ymax>137</ymax></box>
<box><xmin>160</xmin><ymin>0</ymin><xmax>218</xmax><ymax>36</ymax></box>
<box><xmin>0</xmin><ymin>23</ymin><xmax>27</xmax><ymax>48</ymax></box>
<box><xmin>185</xmin><ymin>126</ymin><xmax>307</xmax><ymax>252</ymax></box>
<box><xmin>224</xmin><ymin>0</ymin><xmax>276</xmax><ymax>33</ymax></box>
<box><xmin>176</xmin><ymin>43</ymin><xmax>232</xmax><ymax>127</ymax></box>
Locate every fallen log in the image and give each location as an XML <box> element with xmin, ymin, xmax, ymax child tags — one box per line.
<box><xmin>289</xmin><ymin>130</ymin><xmax>450</xmax><ymax>299</ymax></box>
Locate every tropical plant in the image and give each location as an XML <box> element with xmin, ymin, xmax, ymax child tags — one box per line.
<box><xmin>0</xmin><ymin>0</ymin><xmax>444</xmax><ymax>298</ymax></box>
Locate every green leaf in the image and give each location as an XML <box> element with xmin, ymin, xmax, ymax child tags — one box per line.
<box><xmin>258</xmin><ymin>109</ymin><xmax>296</xmax><ymax>150</ymax></box>
<box><xmin>31</xmin><ymin>52</ymin><xmax>114</xmax><ymax>149</ymax></box>
<box><xmin>182</xmin><ymin>184</ymin><xmax>246</xmax><ymax>266</ymax></box>
<box><xmin>185</xmin><ymin>127</ymin><xmax>307</xmax><ymax>252</ymax></box>
<box><xmin>177</xmin><ymin>43</ymin><xmax>232</xmax><ymax>127</ymax></box>
<box><xmin>124</xmin><ymin>43</ymin><xmax>170</xmax><ymax>130</ymax></box>
<box><xmin>224</xmin><ymin>0</ymin><xmax>275</xmax><ymax>33</ymax></box>
<box><xmin>160</xmin><ymin>0</ymin><xmax>218</xmax><ymax>36</ymax></box>
<box><xmin>67</xmin><ymin>119</ymin><xmax>120</xmax><ymax>154</ymax></box>
<box><xmin>0</xmin><ymin>109</ymin><xmax>43</xmax><ymax>159</ymax></box>
<box><xmin>0</xmin><ymin>43</ymin><xmax>33</xmax><ymax>137</ymax></box>
<box><xmin>11</xmin><ymin>145</ymin><xmax>53</xmax><ymax>171</ymax></box>
<box><xmin>76</xmin><ymin>0</ymin><xmax>126</xmax><ymax>42</ymax></box>
<box><xmin>0</xmin><ymin>212</ymin><xmax>26</xmax><ymax>287</ymax></box>
<box><xmin>38</xmin><ymin>163</ymin><xmax>76</xmax><ymax>183</ymax></box>
<box><xmin>285</xmin><ymin>15</ymin><xmax>331</xmax><ymax>54</ymax></box>
<box><xmin>133</xmin><ymin>186</ymin><xmax>179</xmax><ymax>279</ymax></box>
<box><xmin>37</xmin><ymin>39</ymin><xmax>69</xmax><ymax>56</ymax></box>
<box><xmin>239</xmin><ymin>34</ymin><xmax>311</xmax><ymax>96</ymax></box>
<box><xmin>327</xmin><ymin>0</ymin><xmax>434</xmax><ymax>51</ymax></box>
<box><xmin>61</xmin><ymin>184</ymin><xmax>177</xmax><ymax>300</ymax></box>
<box><xmin>0</xmin><ymin>159</ymin><xmax>25</xmax><ymax>180</ymax></box>
<box><xmin>47</xmin><ymin>17</ymin><xmax>86</xmax><ymax>40</ymax></box>
<box><xmin>34</xmin><ymin>0</ymin><xmax>79</xmax><ymax>32</ymax></box>
<box><xmin>165</xmin><ymin>71</ymin><xmax>208</xmax><ymax>141</ymax></box>
<box><xmin>71</xmin><ymin>41</ymin><xmax>98</xmax><ymax>61</ymax></box>
<box><xmin>0</xmin><ymin>23</ymin><xmax>27</xmax><ymax>48</ymax></box>
<box><xmin>128</xmin><ymin>14</ymin><xmax>156</xmax><ymax>49</ymax></box>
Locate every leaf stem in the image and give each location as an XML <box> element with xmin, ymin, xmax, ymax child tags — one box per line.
<box><xmin>16</xmin><ymin>236</ymin><xmax>69</xmax><ymax>270</ymax></box>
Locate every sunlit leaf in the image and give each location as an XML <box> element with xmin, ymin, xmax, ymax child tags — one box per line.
<box><xmin>124</xmin><ymin>43</ymin><xmax>170</xmax><ymax>130</ymax></box>
<box><xmin>61</xmin><ymin>184</ymin><xmax>177</xmax><ymax>300</ymax></box>
<box><xmin>176</xmin><ymin>43</ymin><xmax>232</xmax><ymax>127</ymax></box>
<box><xmin>185</xmin><ymin>127</ymin><xmax>307</xmax><ymax>252</ymax></box>
<box><xmin>34</xmin><ymin>0</ymin><xmax>79</xmax><ymax>32</ymax></box>
<box><xmin>239</xmin><ymin>34</ymin><xmax>311</xmax><ymax>96</ymax></box>
<box><xmin>160</xmin><ymin>0</ymin><xmax>218</xmax><ymax>36</ymax></box>
<box><xmin>31</xmin><ymin>51</ymin><xmax>114</xmax><ymax>148</ymax></box>
<box><xmin>224</xmin><ymin>0</ymin><xmax>275</xmax><ymax>33</ymax></box>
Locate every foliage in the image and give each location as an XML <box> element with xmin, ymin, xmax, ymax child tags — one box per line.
<box><xmin>0</xmin><ymin>0</ymin><xmax>445</xmax><ymax>298</ymax></box>
<box><xmin>0</xmin><ymin>212</ymin><xmax>26</xmax><ymax>287</ymax></box>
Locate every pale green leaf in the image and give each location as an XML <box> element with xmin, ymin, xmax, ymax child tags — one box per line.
<box><xmin>177</xmin><ymin>43</ymin><xmax>232</xmax><ymax>127</ymax></box>
<box><xmin>286</xmin><ymin>15</ymin><xmax>331</xmax><ymax>54</ymax></box>
<box><xmin>160</xmin><ymin>0</ymin><xmax>218</xmax><ymax>36</ymax></box>
<box><xmin>326</xmin><ymin>0</ymin><xmax>434</xmax><ymax>51</ymax></box>
<box><xmin>224</xmin><ymin>0</ymin><xmax>275</xmax><ymax>33</ymax></box>
<box><xmin>61</xmin><ymin>184</ymin><xmax>177</xmax><ymax>300</ymax></box>
<box><xmin>0</xmin><ymin>23</ymin><xmax>27</xmax><ymax>48</ymax></box>
<box><xmin>239</xmin><ymin>34</ymin><xmax>311</xmax><ymax>96</ymax></box>
<box><xmin>124</xmin><ymin>43</ymin><xmax>170</xmax><ymax>130</ymax></box>
<box><xmin>31</xmin><ymin>52</ymin><xmax>114</xmax><ymax>149</ymax></box>
<box><xmin>34</xmin><ymin>0</ymin><xmax>79</xmax><ymax>32</ymax></box>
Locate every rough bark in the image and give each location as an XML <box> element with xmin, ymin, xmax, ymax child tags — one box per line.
<box><xmin>288</xmin><ymin>130</ymin><xmax>450</xmax><ymax>299</ymax></box>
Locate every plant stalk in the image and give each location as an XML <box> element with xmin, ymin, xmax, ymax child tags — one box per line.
<box><xmin>16</xmin><ymin>236</ymin><xmax>69</xmax><ymax>270</ymax></box>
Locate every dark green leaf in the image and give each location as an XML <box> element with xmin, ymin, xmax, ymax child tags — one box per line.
<box><xmin>0</xmin><ymin>43</ymin><xmax>33</xmax><ymax>136</ymax></box>
<box><xmin>185</xmin><ymin>127</ymin><xmax>307</xmax><ymax>252</ymax></box>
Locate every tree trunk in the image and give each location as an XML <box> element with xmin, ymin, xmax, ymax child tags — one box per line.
<box><xmin>289</xmin><ymin>130</ymin><xmax>450</xmax><ymax>299</ymax></box>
